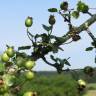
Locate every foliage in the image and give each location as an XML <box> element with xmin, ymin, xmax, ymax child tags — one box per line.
<box><xmin>0</xmin><ymin>46</ymin><xmax>36</xmax><ymax>95</ymax></box>
<box><xmin>17</xmin><ymin>73</ymin><xmax>79</xmax><ymax>96</ymax></box>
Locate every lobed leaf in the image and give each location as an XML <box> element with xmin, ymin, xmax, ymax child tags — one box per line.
<box><xmin>42</xmin><ymin>24</ymin><xmax>52</xmax><ymax>32</ymax></box>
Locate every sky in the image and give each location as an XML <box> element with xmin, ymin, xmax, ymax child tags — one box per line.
<box><xmin>0</xmin><ymin>0</ymin><xmax>96</xmax><ymax>71</ymax></box>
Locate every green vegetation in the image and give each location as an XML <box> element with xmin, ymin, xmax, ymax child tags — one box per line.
<box><xmin>16</xmin><ymin>73</ymin><xmax>78</xmax><ymax>96</ymax></box>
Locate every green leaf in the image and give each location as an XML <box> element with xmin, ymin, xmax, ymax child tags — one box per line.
<box><xmin>58</xmin><ymin>46</ymin><xmax>64</xmax><ymax>51</ymax></box>
<box><xmin>60</xmin><ymin>60</ymin><xmax>64</xmax><ymax>65</ymax></box>
<box><xmin>72</xmin><ymin>11</ymin><xmax>79</xmax><ymax>19</ymax></box>
<box><xmin>56</xmin><ymin>58</ymin><xmax>61</xmax><ymax>62</ymax></box>
<box><xmin>50</xmin><ymin>55</ymin><xmax>57</xmax><ymax>62</ymax></box>
<box><xmin>18</xmin><ymin>46</ymin><xmax>31</xmax><ymax>50</ymax></box>
<box><xmin>64</xmin><ymin>14</ymin><xmax>70</xmax><ymax>17</ymax></box>
<box><xmin>50</xmin><ymin>35</ymin><xmax>56</xmax><ymax>39</ymax></box>
<box><xmin>49</xmin><ymin>43</ymin><xmax>64</xmax><ymax>53</ymax></box>
<box><xmin>41</xmin><ymin>33</ymin><xmax>50</xmax><ymax>43</ymax></box>
<box><xmin>63</xmin><ymin>59</ymin><xmax>71</xmax><ymax>66</ymax></box>
<box><xmin>35</xmin><ymin>34</ymin><xmax>41</xmax><ymax>39</ymax></box>
<box><xmin>85</xmin><ymin>47</ymin><xmax>94</xmax><ymax>51</ymax></box>
<box><xmin>16</xmin><ymin>52</ymin><xmax>27</xmax><ymax>58</ymax></box>
<box><xmin>42</xmin><ymin>24</ymin><xmax>52</xmax><ymax>32</ymax></box>
<box><xmin>48</xmin><ymin>8</ymin><xmax>58</xmax><ymax>12</ymax></box>
<box><xmin>55</xmin><ymin>37</ymin><xmax>66</xmax><ymax>43</ymax></box>
<box><xmin>52</xmin><ymin>48</ymin><xmax>58</xmax><ymax>53</ymax></box>
<box><xmin>49</xmin><ymin>44</ymin><xmax>58</xmax><ymax>53</ymax></box>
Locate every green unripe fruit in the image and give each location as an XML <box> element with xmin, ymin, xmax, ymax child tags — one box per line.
<box><xmin>60</xmin><ymin>1</ymin><xmax>68</xmax><ymax>11</ymax></box>
<box><xmin>25</xmin><ymin>60</ymin><xmax>35</xmax><ymax>70</ymax></box>
<box><xmin>80</xmin><ymin>5</ymin><xmax>88</xmax><ymax>13</ymax></box>
<box><xmin>84</xmin><ymin>66</ymin><xmax>94</xmax><ymax>76</ymax></box>
<box><xmin>49</xmin><ymin>15</ymin><xmax>56</xmax><ymax>25</ymax></box>
<box><xmin>72</xmin><ymin>11</ymin><xmax>79</xmax><ymax>19</ymax></box>
<box><xmin>6</xmin><ymin>47</ymin><xmax>15</xmax><ymax>57</ymax></box>
<box><xmin>78</xmin><ymin>79</ymin><xmax>86</xmax><ymax>91</ymax></box>
<box><xmin>83</xmin><ymin>5</ymin><xmax>89</xmax><ymax>13</ymax></box>
<box><xmin>25</xmin><ymin>16</ymin><xmax>33</xmax><ymax>27</ymax></box>
<box><xmin>16</xmin><ymin>56</ymin><xmax>25</xmax><ymax>67</ymax></box>
<box><xmin>77</xmin><ymin>2</ymin><xmax>89</xmax><ymax>13</ymax></box>
<box><xmin>25</xmin><ymin>71</ymin><xmax>34</xmax><ymax>80</ymax></box>
<box><xmin>1</xmin><ymin>52</ymin><xmax>10</xmax><ymax>62</ymax></box>
<box><xmin>23</xmin><ymin>91</ymin><xmax>33</xmax><ymax>96</ymax></box>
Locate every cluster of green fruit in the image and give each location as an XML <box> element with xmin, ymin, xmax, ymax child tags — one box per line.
<box><xmin>77</xmin><ymin>1</ymin><xmax>89</xmax><ymax>13</ymax></box>
<box><xmin>1</xmin><ymin>47</ymin><xmax>15</xmax><ymax>63</ymax></box>
<box><xmin>16</xmin><ymin>56</ymin><xmax>35</xmax><ymax>80</ymax></box>
<box><xmin>0</xmin><ymin>47</ymin><xmax>16</xmax><ymax>95</ymax></box>
<box><xmin>48</xmin><ymin>1</ymin><xmax>68</xmax><ymax>26</ymax></box>
<box><xmin>0</xmin><ymin>46</ymin><xmax>36</xmax><ymax>95</ymax></box>
<box><xmin>72</xmin><ymin>1</ymin><xmax>89</xmax><ymax>19</ymax></box>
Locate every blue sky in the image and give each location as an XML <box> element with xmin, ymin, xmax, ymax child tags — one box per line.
<box><xmin>0</xmin><ymin>0</ymin><xmax>96</xmax><ymax>71</ymax></box>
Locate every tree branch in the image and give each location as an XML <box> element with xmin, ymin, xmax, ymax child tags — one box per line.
<box><xmin>41</xmin><ymin>56</ymin><xmax>55</xmax><ymax>67</ymax></box>
<box><xmin>31</xmin><ymin>14</ymin><xmax>96</xmax><ymax>61</ymax></box>
<box><xmin>86</xmin><ymin>28</ymin><xmax>96</xmax><ymax>42</ymax></box>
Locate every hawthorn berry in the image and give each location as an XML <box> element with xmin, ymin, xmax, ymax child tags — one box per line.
<box><xmin>25</xmin><ymin>16</ymin><xmax>33</xmax><ymax>27</ymax></box>
<box><xmin>48</xmin><ymin>15</ymin><xmax>56</xmax><ymax>25</ymax></box>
